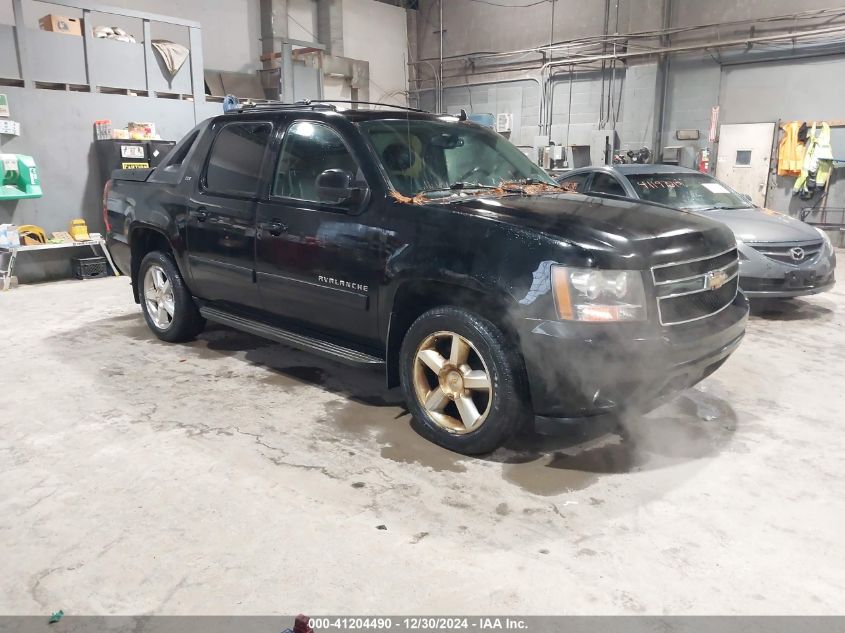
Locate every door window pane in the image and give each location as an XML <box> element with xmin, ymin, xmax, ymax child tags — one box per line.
<box><xmin>274</xmin><ymin>121</ymin><xmax>362</xmax><ymax>201</ymax></box>
<box><xmin>558</xmin><ymin>173</ymin><xmax>589</xmax><ymax>193</ymax></box>
<box><xmin>589</xmin><ymin>173</ymin><xmax>626</xmax><ymax>196</ymax></box>
<box><xmin>735</xmin><ymin>150</ymin><xmax>752</xmax><ymax>166</ymax></box>
<box><xmin>205</xmin><ymin>122</ymin><xmax>272</xmax><ymax>196</ymax></box>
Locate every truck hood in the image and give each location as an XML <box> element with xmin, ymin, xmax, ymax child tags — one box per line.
<box><xmin>688</xmin><ymin>206</ymin><xmax>822</xmax><ymax>243</ymax></box>
<box><xmin>442</xmin><ymin>192</ymin><xmax>735</xmax><ymax>265</ymax></box>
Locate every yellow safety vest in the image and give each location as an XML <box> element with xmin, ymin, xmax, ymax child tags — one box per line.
<box><xmin>778</xmin><ymin>121</ymin><xmax>805</xmax><ymax>176</ymax></box>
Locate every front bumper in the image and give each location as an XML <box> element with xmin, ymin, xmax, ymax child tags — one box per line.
<box><xmin>737</xmin><ymin>241</ymin><xmax>836</xmax><ymax>298</ymax></box>
<box><xmin>519</xmin><ymin>292</ymin><xmax>749</xmax><ymax>420</ymax></box>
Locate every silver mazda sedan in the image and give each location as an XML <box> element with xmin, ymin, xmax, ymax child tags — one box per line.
<box><xmin>557</xmin><ymin>164</ymin><xmax>836</xmax><ymax>298</ymax></box>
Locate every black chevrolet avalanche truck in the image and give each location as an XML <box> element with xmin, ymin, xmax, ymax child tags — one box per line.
<box><xmin>105</xmin><ymin>102</ymin><xmax>748</xmax><ymax>454</ymax></box>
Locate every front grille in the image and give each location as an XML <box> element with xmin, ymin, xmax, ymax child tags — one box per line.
<box><xmin>741</xmin><ymin>270</ymin><xmax>833</xmax><ymax>292</ymax></box>
<box><xmin>747</xmin><ymin>240</ymin><xmax>823</xmax><ymax>265</ymax></box>
<box><xmin>652</xmin><ymin>247</ymin><xmax>739</xmax><ymax>326</ymax></box>
<box><xmin>659</xmin><ymin>277</ymin><xmax>739</xmax><ymax>325</ymax></box>
<box><xmin>652</xmin><ymin>249</ymin><xmax>737</xmax><ymax>284</ymax></box>
<box><xmin>740</xmin><ymin>277</ymin><xmax>786</xmax><ymax>292</ymax></box>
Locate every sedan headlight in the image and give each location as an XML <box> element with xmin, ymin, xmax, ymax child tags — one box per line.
<box><xmin>815</xmin><ymin>227</ymin><xmax>832</xmax><ymax>250</ymax></box>
<box><xmin>551</xmin><ymin>266</ymin><xmax>647</xmax><ymax>322</ymax></box>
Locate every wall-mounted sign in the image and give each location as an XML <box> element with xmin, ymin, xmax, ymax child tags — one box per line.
<box><xmin>120</xmin><ymin>145</ymin><xmax>145</xmax><ymax>159</ymax></box>
<box><xmin>0</xmin><ymin>94</ymin><xmax>9</xmax><ymax>118</ymax></box>
<box><xmin>0</xmin><ymin>120</ymin><xmax>21</xmax><ymax>136</ymax></box>
<box><xmin>676</xmin><ymin>129</ymin><xmax>700</xmax><ymax>141</ymax></box>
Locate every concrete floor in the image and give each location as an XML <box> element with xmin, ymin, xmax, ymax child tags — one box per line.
<box><xmin>2</xmin><ymin>257</ymin><xmax>844</xmax><ymax>615</ymax></box>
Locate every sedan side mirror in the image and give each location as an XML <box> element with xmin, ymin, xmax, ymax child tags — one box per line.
<box><xmin>316</xmin><ymin>169</ymin><xmax>368</xmax><ymax>208</ymax></box>
<box><xmin>739</xmin><ymin>193</ymin><xmax>753</xmax><ymax>204</ymax></box>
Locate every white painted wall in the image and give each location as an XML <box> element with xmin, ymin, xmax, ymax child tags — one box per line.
<box><xmin>288</xmin><ymin>0</ymin><xmax>318</xmax><ymax>43</ymax></box>
<box><xmin>107</xmin><ymin>0</ymin><xmax>261</xmax><ymax>72</ymax></box>
<box><xmin>342</xmin><ymin>0</ymin><xmax>408</xmax><ymax>105</ymax></box>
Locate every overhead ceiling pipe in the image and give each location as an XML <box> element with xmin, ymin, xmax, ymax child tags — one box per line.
<box><xmin>417</xmin><ymin>23</ymin><xmax>845</xmax><ymax>89</ymax></box>
<box><xmin>412</xmin><ymin>7</ymin><xmax>845</xmax><ymax>65</ymax></box>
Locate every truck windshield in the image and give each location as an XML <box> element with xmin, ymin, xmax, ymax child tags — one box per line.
<box><xmin>625</xmin><ymin>172</ymin><xmax>751</xmax><ymax>211</ymax></box>
<box><xmin>359</xmin><ymin>118</ymin><xmax>557</xmax><ymax>198</ymax></box>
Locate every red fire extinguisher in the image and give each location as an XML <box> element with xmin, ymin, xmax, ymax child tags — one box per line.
<box><xmin>698</xmin><ymin>148</ymin><xmax>710</xmax><ymax>174</ymax></box>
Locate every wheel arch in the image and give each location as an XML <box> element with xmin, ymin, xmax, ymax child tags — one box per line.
<box><xmin>385</xmin><ymin>277</ymin><xmax>524</xmax><ymax>389</ymax></box>
<box><xmin>129</xmin><ymin>224</ymin><xmax>180</xmax><ymax>303</ymax></box>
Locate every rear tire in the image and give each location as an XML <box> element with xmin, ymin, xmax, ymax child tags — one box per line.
<box><xmin>399</xmin><ymin>306</ymin><xmax>531</xmax><ymax>454</ymax></box>
<box><xmin>139</xmin><ymin>251</ymin><xmax>205</xmax><ymax>343</ymax></box>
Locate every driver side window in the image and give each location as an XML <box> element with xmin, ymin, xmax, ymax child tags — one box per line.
<box><xmin>589</xmin><ymin>173</ymin><xmax>626</xmax><ymax>196</ymax></box>
<box><xmin>273</xmin><ymin>121</ymin><xmax>364</xmax><ymax>201</ymax></box>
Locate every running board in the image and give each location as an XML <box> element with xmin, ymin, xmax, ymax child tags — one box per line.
<box><xmin>199</xmin><ymin>306</ymin><xmax>384</xmax><ymax>368</ymax></box>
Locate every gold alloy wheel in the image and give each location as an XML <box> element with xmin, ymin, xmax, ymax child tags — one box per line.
<box><xmin>412</xmin><ymin>330</ymin><xmax>492</xmax><ymax>434</ymax></box>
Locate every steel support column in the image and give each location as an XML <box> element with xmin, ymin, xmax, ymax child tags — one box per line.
<box><xmin>317</xmin><ymin>0</ymin><xmax>344</xmax><ymax>57</ymax></box>
<box><xmin>260</xmin><ymin>0</ymin><xmax>290</xmax><ymax>100</ymax></box>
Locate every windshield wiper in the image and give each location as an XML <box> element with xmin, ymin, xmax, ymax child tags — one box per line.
<box><xmin>696</xmin><ymin>204</ymin><xmax>747</xmax><ymax>211</ymax></box>
<box><xmin>501</xmin><ymin>177</ymin><xmax>565</xmax><ymax>190</ymax></box>
<box><xmin>509</xmin><ymin>177</ymin><xmax>547</xmax><ymax>185</ymax></box>
<box><xmin>416</xmin><ymin>182</ymin><xmax>507</xmax><ymax>196</ymax></box>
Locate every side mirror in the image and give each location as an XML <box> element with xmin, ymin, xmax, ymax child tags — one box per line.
<box><xmin>739</xmin><ymin>193</ymin><xmax>753</xmax><ymax>205</ymax></box>
<box><xmin>316</xmin><ymin>169</ymin><xmax>367</xmax><ymax>207</ymax></box>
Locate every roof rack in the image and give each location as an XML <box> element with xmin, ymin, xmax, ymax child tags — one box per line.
<box><xmin>226</xmin><ymin>100</ymin><xmax>337</xmax><ymax>114</ymax></box>
<box><xmin>227</xmin><ymin>99</ymin><xmax>429</xmax><ymax>115</ymax></box>
<box><xmin>304</xmin><ymin>100</ymin><xmax>429</xmax><ymax>113</ymax></box>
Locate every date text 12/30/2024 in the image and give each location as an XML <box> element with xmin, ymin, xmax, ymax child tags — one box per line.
<box><xmin>308</xmin><ymin>617</ymin><xmax>529</xmax><ymax>631</ymax></box>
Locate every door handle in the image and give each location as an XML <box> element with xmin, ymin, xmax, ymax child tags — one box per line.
<box><xmin>194</xmin><ymin>208</ymin><xmax>209</xmax><ymax>222</ymax></box>
<box><xmin>267</xmin><ymin>221</ymin><xmax>288</xmax><ymax>237</ymax></box>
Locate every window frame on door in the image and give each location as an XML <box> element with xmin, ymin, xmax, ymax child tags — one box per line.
<box><xmin>200</xmin><ymin>119</ymin><xmax>275</xmax><ymax>200</ymax></box>
<box><xmin>268</xmin><ymin>118</ymin><xmax>371</xmax><ymax>213</ymax></box>
<box><xmin>586</xmin><ymin>171</ymin><xmax>628</xmax><ymax>197</ymax></box>
<box><xmin>557</xmin><ymin>172</ymin><xmax>591</xmax><ymax>193</ymax></box>
<box><xmin>734</xmin><ymin>149</ymin><xmax>753</xmax><ymax>168</ymax></box>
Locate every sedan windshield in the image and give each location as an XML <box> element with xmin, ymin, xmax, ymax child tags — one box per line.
<box><xmin>625</xmin><ymin>172</ymin><xmax>751</xmax><ymax>211</ymax></box>
<box><xmin>359</xmin><ymin>118</ymin><xmax>557</xmax><ymax>198</ymax></box>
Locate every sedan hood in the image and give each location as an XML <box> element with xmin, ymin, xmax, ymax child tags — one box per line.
<box><xmin>440</xmin><ymin>192</ymin><xmax>735</xmax><ymax>266</ymax></box>
<box><xmin>689</xmin><ymin>206</ymin><xmax>821</xmax><ymax>243</ymax></box>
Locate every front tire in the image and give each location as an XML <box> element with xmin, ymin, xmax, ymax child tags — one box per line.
<box><xmin>139</xmin><ymin>251</ymin><xmax>205</xmax><ymax>342</ymax></box>
<box><xmin>399</xmin><ymin>306</ymin><xmax>531</xmax><ymax>454</ymax></box>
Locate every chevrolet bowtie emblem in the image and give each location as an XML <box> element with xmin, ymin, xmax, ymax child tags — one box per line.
<box><xmin>705</xmin><ymin>270</ymin><xmax>729</xmax><ymax>290</ymax></box>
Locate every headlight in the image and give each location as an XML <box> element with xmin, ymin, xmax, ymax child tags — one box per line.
<box><xmin>551</xmin><ymin>266</ymin><xmax>647</xmax><ymax>322</ymax></box>
<box><xmin>815</xmin><ymin>227</ymin><xmax>832</xmax><ymax>249</ymax></box>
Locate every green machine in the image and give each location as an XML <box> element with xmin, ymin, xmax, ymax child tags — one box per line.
<box><xmin>0</xmin><ymin>154</ymin><xmax>42</xmax><ymax>199</ymax></box>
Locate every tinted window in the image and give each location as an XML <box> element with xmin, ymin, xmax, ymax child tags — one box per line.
<box><xmin>162</xmin><ymin>129</ymin><xmax>198</xmax><ymax>169</ymax></box>
<box><xmin>558</xmin><ymin>173</ymin><xmax>589</xmax><ymax>193</ymax></box>
<box><xmin>274</xmin><ymin>121</ymin><xmax>363</xmax><ymax>201</ymax></box>
<box><xmin>589</xmin><ymin>173</ymin><xmax>626</xmax><ymax>196</ymax></box>
<box><xmin>205</xmin><ymin>122</ymin><xmax>272</xmax><ymax>196</ymax></box>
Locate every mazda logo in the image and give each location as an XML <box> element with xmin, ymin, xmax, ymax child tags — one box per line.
<box><xmin>790</xmin><ymin>247</ymin><xmax>805</xmax><ymax>261</ymax></box>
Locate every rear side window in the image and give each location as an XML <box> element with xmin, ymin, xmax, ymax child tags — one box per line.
<box><xmin>162</xmin><ymin>129</ymin><xmax>199</xmax><ymax>169</ymax></box>
<box><xmin>205</xmin><ymin>121</ymin><xmax>272</xmax><ymax>196</ymax></box>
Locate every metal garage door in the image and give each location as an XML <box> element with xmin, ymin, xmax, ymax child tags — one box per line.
<box><xmin>715</xmin><ymin>122</ymin><xmax>775</xmax><ymax>207</ymax></box>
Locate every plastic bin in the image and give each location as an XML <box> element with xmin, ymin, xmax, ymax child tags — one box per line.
<box><xmin>72</xmin><ymin>256</ymin><xmax>109</xmax><ymax>279</ymax></box>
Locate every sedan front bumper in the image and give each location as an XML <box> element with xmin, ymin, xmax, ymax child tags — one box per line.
<box><xmin>737</xmin><ymin>240</ymin><xmax>836</xmax><ymax>298</ymax></box>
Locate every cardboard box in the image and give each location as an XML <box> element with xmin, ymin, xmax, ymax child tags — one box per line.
<box><xmin>38</xmin><ymin>14</ymin><xmax>82</xmax><ymax>36</ymax></box>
